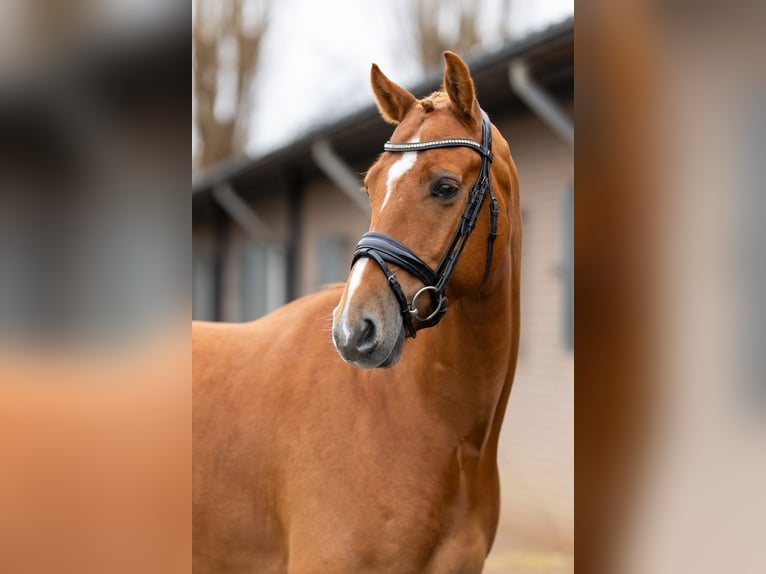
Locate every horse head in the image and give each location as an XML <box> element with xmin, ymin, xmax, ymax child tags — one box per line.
<box><xmin>332</xmin><ymin>52</ymin><xmax>516</xmax><ymax>369</ymax></box>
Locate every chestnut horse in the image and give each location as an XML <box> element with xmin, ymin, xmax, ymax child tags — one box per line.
<box><xmin>193</xmin><ymin>52</ymin><xmax>521</xmax><ymax>573</ymax></box>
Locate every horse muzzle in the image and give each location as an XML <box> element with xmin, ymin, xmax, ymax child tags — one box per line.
<box><xmin>332</xmin><ymin>303</ymin><xmax>405</xmax><ymax>369</ymax></box>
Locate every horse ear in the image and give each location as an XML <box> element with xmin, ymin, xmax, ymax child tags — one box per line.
<box><xmin>370</xmin><ymin>63</ymin><xmax>416</xmax><ymax>124</ymax></box>
<box><xmin>443</xmin><ymin>51</ymin><xmax>477</xmax><ymax>118</ymax></box>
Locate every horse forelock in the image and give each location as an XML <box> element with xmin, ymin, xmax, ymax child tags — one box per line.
<box><xmin>419</xmin><ymin>91</ymin><xmax>450</xmax><ymax>114</ymax></box>
<box><xmin>388</xmin><ymin>93</ymin><xmax>479</xmax><ymax>148</ymax></box>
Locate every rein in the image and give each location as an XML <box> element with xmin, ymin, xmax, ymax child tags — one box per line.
<box><xmin>352</xmin><ymin>110</ymin><xmax>499</xmax><ymax>338</ymax></box>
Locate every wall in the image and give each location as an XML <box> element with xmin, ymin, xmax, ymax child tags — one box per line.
<box><xmin>494</xmin><ymin>113</ymin><xmax>574</xmax><ymax>551</ymax></box>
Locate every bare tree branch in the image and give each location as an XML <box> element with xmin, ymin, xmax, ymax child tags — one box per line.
<box><xmin>405</xmin><ymin>0</ymin><xmax>514</xmax><ymax>75</ymax></box>
<box><xmin>193</xmin><ymin>0</ymin><xmax>269</xmax><ymax>171</ymax></box>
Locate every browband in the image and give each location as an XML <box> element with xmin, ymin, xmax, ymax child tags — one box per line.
<box><xmin>384</xmin><ymin>138</ymin><xmax>493</xmax><ymax>161</ymax></box>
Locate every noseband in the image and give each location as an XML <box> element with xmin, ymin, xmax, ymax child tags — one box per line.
<box><xmin>352</xmin><ymin>110</ymin><xmax>499</xmax><ymax>338</ymax></box>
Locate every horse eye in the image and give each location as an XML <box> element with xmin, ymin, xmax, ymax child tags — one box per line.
<box><xmin>432</xmin><ymin>182</ymin><xmax>459</xmax><ymax>198</ymax></box>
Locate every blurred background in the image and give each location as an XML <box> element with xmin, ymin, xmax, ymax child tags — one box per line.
<box><xmin>192</xmin><ymin>1</ymin><xmax>574</xmax><ymax>571</ymax></box>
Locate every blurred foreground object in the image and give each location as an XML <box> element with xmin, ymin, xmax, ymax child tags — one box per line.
<box><xmin>577</xmin><ymin>1</ymin><xmax>766</xmax><ymax>573</ymax></box>
<box><xmin>0</xmin><ymin>344</ymin><xmax>190</xmax><ymax>574</ymax></box>
<box><xmin>0</xmin><ymin>0</ymin><xmax>188</xmax><ymax>352</ymax></box>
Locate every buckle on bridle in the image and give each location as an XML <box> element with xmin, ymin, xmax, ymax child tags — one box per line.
<box><xmin>408</xmin><ymin>285</ymin><xmax>445</xmax><ymax>323</ymax></box>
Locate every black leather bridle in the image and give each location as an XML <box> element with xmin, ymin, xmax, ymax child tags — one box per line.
<box><xmin>352</xmin><ymin>110</ymin><xmax>499</xmax><ymax>338</ymax></box>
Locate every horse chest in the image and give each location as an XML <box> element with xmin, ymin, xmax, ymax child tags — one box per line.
<box><xmin>281</xmin><ymin>498</ymin><xmax>490</xmax><ymax>574</ymax></box>
<box><xmin>276</xmin><ymin>439</ymin><xmax>495</xmax><ymax>573</ymax></box>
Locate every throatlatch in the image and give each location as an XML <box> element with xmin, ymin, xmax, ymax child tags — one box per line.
<box><xmin>352</xmin><ymin>110</ymin><xmax>499</xmax><ymax>338</ymax></box>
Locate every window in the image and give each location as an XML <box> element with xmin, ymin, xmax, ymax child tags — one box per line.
<box><xmin>318</xmin><ymin>235</ymin><xmax>349</xmax><ymax>287</ymax></box>
<box><xmin>241</xmin><ymin>242</ymin><xmax>286</xmax><ymax>321</ymax></box>
<box><xmin>192</xmin><ymin>254</ymin><xmax>215</xmax><ymax>321</ymax></box>
<box><xmin>743</xmin><ymin>99</ymin><xmax>766</xmax><ymax>409</ymax></box>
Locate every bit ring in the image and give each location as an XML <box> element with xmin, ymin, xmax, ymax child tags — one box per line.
<box><xmin>408</xmin><ymin>286</ymin><xmax>444</xmax><ymax>322</ymax></box>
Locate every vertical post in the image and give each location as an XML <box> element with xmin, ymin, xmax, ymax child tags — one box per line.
<box><xmin>285</xmin><ymin>171</ymin><xmax>304</xmax><ymax>302</ymax></box>
<box><xmin>212</xmin><ymin>201</ymin><xmax>227</xmax><ymax>322</ymax></box>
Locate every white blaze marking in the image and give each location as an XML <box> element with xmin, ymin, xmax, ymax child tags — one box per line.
<box><xmin>382</xmin><ymin>132</ymin><xmax>421</xmax><ymax>210</ymax></box>
<box><xmin>338</xmin><ymin>258</ymin><xmax>369</xmax><ymax>343</ymax></box>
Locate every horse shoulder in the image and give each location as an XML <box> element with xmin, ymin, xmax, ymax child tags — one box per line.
<box><xmin>193</xmin><ymin>286</ymin><xmax>351</xmax><ymax>572</ymax></box>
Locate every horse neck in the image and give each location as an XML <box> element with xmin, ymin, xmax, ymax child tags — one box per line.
<box><xmin>406</xmin><ymin>250</ymin><xmax>519</xmax><ymax>456</ymax></box>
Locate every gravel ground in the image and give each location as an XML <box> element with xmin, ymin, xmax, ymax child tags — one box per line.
<box><xmin>484</xmin><ymin>524</ymin><xmax>573</xmax><ymax>574</ymax></box>
<box><xmin>484</xmin><ymin>549</ymin><xmax>573</xmax><ymax>574</ymax></box>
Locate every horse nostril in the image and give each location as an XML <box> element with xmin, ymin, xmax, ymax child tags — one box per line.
<box><xmin>356</xmin><ymin>319</ymin><xmax>378</xmax><ymax>353</ymax></box>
